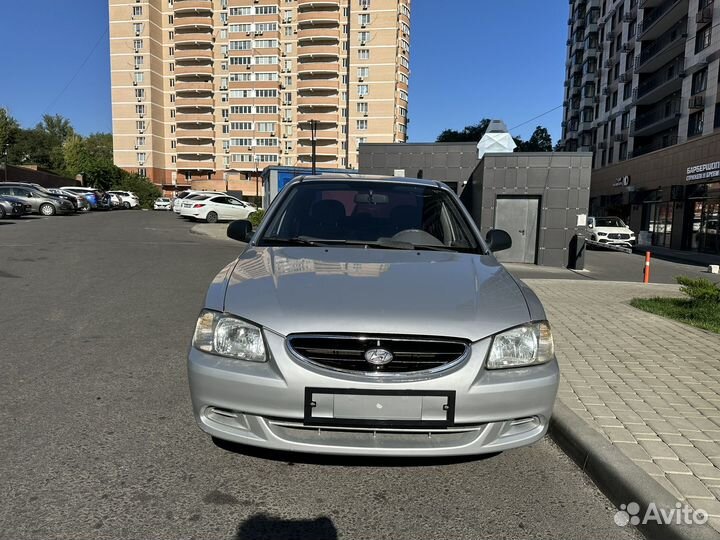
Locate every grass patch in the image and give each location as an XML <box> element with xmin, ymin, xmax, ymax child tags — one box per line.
<box><xmin>630</xmin><ymin>297</ymin><xmax>720</xmax><ymax>334</ymax></box>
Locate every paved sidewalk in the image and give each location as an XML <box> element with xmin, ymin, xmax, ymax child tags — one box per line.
<box><xmin>524</xmin><ymin>279</ymin><xmax>720</xmax><ymax>531</ymax></box>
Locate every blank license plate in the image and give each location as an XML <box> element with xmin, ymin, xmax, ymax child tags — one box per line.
<box><xmin>303</xmin><ymin>388</ymin><xmax>455</xmax><ymax>428</ymax></box>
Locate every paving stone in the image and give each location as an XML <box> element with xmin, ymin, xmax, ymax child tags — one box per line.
<box><xmin>666</xmin><ymin>474</ymin><xmax>716</xmax><ymax>499</ymax></box>
<box><xmin>687</xmin><ymin>463</ymin><xmax>720</xmax><ymax>482</ymax></box>
<box><xmin>669</xmin><ymin>445</ymin><xmax>714</xmax><ymax>465</ymax></box>
<box><xmin>653</xmin><ymin>458</ymin><xmax>693</xmax><ymax>475</ymax></box>
<box><xmin>613</xmin><ymin>441</ymin><xmax>653</xmax><ymax>462</ymax></box>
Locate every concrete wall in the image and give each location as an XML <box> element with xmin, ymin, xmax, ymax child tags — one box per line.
<box><xmin>2</xmin><ymin>165</ymin><xmax>80</xmax><ymax>189</ymax></box>
<box><xmin>461</xmin><ymin>153</ymin><xmax>593</xmax><ymax>267</ymax></box>
<box><xmin>358</xmin><ymin>142</ymin><xmax>480</xmax><ymax>192</ymax></box>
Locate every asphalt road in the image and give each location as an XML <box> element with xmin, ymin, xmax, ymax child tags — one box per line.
<box><xmin>0</xmin><ymin>211</ymin><xmax>642</xmax><ymax>540</ymax></box>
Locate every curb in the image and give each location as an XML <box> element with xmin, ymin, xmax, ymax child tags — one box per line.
<box><xmin>550</xmin><ymin>402</ymin><xmax>720</xmax><ymax>540</ymax></box>
<box><xmin>189</xmin><ymin>224</ymin><xmax>236</xmax><ymax>243</ymax></box>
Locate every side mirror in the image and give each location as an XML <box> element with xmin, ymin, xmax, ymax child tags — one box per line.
<box><xmin>227</xmin><ymin>219</ymin><xmax>253</xmax><ymax>242</ymax></box>
<box><xmin>485</xmin><ymin>229</ymin><xmax>512</xmax><ymax>253</ymax></box>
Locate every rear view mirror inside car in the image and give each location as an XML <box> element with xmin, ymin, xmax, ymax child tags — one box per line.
<box><xmin>354</xmin><ymin>192</ymin><xmax>389</xmax><ymax>204</ymax></box>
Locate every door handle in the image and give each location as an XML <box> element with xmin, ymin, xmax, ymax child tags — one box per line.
<box><xmin>518</xmin><ymin>229</ymin><xmax>525</xmax><ymax>235</ymax></box>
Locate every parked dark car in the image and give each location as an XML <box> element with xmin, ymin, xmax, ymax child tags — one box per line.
<box><xmin>0</xmin><ymin>195</ymin><xmax>30</xmax><ymax>219</ymax></box>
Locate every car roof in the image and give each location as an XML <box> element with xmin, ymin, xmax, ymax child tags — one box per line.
<box><xmin>292</xmin><ymin>174</ymin><xmax>447</xmax><ymax>189</ymax></box>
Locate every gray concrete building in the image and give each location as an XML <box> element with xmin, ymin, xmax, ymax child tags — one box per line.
<box><xmin>560</xmin><ymin>0</ymin><xmax>720</xmax><ymax>255</ymax></box>
<box><xmin>358</xmin><ymin>142</ymin><xmax>480</xmax><ymax>193</ymax></box>
<box><xmin>460</xmin><ymin>153</ymin><xmax>593</xmax><ymax>267</ymax></box>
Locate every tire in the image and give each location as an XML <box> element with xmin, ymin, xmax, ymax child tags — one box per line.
<box><xmin>0</xmin><ymin>207</ymin><xmax>6</xmax><ymax>219</ymax></box>
<box><xmin>205</xmin><ymin>211</ymin><xmax>219</xmax><ymax>224</ymax></box>
<box><xmin>39</xmin><ymin>203</ymin><xmax>56</xmax><ymax>216</ymax></box>
<box><xmin>123</xmin><ymin>202</ymin><xmax>131</xmax><ymax>209</ymax></box>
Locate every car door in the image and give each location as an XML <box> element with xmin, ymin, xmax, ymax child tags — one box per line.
<box><xmin>8</xmin><ymin>188</ymin><xmax>36</xmax><ymax>212</ymax></box>
<box><xmin>206</xmin><ymin>196</ymin><xmax>231</xmax><ymax>220</ymax></box>
<box><xmin>226</xmin><ymin>198</ymin><xmax>252</xmax><ymax>220</ymax></box>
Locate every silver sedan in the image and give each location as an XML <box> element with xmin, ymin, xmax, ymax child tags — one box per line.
<box><xmin>188</xmin><ymin>175</ymin><xmax>559</xmax><ymax>456</ymax></box>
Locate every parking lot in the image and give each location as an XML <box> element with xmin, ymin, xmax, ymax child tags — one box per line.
<box><xmin>0</xmin><ymin>211</ymin><xmax>643</xmax><ymax>540</ymax></box>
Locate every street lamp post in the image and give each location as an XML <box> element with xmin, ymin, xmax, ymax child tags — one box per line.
<box><xmin>311</xmin><ymin>120</ymin><xmax>317</xmax><ymax>175</ymax></box>
<box><xmin>3</xmin><ymin>143</ymin><xmax>9</xmax><ymax>183</ymax></box>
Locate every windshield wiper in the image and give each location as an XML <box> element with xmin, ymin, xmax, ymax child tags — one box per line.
<box><xmin>260</xmin><ymin>236</ymin><xmax>322</xmax><ymax>246</ymax></box>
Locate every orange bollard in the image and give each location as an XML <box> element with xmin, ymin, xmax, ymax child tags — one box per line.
<box><xmin>643</xmin><ymin>251</ymin><xmax>651</xmax><ymax>283</ymax></box>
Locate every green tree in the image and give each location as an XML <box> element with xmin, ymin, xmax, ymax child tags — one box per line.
<box><xmin>38</xmin><ymin>114</ymin><xmax>75</xmax><ymax>145</ymax></box>
<box><xmin>8</xmin><ymin>128</ymin><xmax>55</xmax><ymax>168</ymax></box>
<box><xmin>0</xmin><ymin>108</ymin><xmax>21</xmax><ymax>156</ymax></box>
<box><xmin>436</xmin><ymin>119</ymin><xmax>491</xmax><ymax>142</ymax></box>
<box><xmin>114</xmin><ymin>172</ymin><xmax>161</xmax><ymax>209</ymax></box>
<box><xmin>516</xmin><ymin>126</ymin><xmax>554</xmax><ymax>152</ymax></box>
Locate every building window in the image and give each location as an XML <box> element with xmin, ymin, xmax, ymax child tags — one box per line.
<box><xmin>132</xmin><ymin>5</ymin><xmax>143</xmax><ymax>16</ymax></box>
<box><xmin>358</xmin><ymin>67</ymin><xmax>369</xmax><ymax>79</ymax></box>
<box><xmin>357</xmin><ymin>119</ymin><xmax>368</xmax><ymax>130</ymax></box>
<box><xmin>688</xmin><ymin>110</ymin><xmax>704</xmax><ymax>137</ymax></box>
<box><xmin>696</xmin><ymin>24</ymin><xmax>712</xmax><ymax>53</ymax></box>
<box><xmin>358</xmin><ymin>84</ymin><xmax>368</xmax><ymax>97</ymax></box>
<box><xmin>359</xmin><ymin>13</ymin><xmax>370</xmax><ymax>26</ymax></box>
<box><xmin>357</xmin><ymin>102</ymin><xmax>368</xmax><ymax>114</ymax></box>
<box><xmin>692</xmin><ymin>68</ymin><xmax>708</xmax><ymax>95</ymax></box>
<box><xmin>358</xmin><ymin>49</ymin><xmax>369</xmax><ymax>60</ymax></box>
<box><xmin>619</xmin><ymin>142</ymin><xmax>627</xmax><ymax>161</ymax></box>
<box><xmin>359</xmin><ymin>31</ymin><xmax>369</xmax><ymax>44</ymax></box>
<box><xmin>168</xmin><ymin>15</ymin><xmax>173</xmax><ymax>24</ymax></box>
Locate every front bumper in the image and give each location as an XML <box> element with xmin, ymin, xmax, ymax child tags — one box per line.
<box><xmin>188</xmin><ymin>330</ymin><xmax>560</xmax><ymax>456</ymax></box>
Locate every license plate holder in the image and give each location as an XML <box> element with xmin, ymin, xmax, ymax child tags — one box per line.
<box><xmin>303</xmin><ymin>388</ymin><xmax>455</xmax><ymax>428</ymax></box>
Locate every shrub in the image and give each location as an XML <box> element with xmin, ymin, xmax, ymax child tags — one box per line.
<box><xmin>676</xmin><ymin>276</ymin><xmax>720</xmax><ymax>303</ymax></box>
<box><xmin>249</xmin><ymin>209</ymin><xmax>266</xmax><ymax>229</ymax></box>
<box><xmin>112</xmin><ymin>173</ymin><xmax>162</xmax><ymax>209</ymax></box>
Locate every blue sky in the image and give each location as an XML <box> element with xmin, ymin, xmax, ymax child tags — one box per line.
<box><xmin>0</xmin><ymin>0</ymin><xmax>568</xmax><ymax>143</ymax></box>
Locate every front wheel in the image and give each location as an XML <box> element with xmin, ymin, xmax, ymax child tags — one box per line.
<box><xmin>39</xmin><ymin>203</ymin><xmax>56</xmax><ymax>216</ymax></box>
<box><xmin>123</xmin><ymin>202</ymin><xmax>131</xmax><ymax>209</ymax></box>
<box><xmin>205</xmin><ymin>211</ymin><xmax>218</xmax><ymax>224</ymax></box>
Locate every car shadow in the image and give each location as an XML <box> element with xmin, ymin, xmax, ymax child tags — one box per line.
<box><xmin>233</xmin><ymin>513</ymin><xmax>337</xmax><ymax>540</ymax></box>
<box><xmin>0</xmin><ymin>221</ymin><xmax>16</xmax><ymax>225</ymax></box>
<box><xmin>212</xmin><ymin>437</ymin><xmax>500</xmax><ymax>467</ymax></box>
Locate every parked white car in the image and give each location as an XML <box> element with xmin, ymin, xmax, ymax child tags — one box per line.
<box><xmin>109</xmin><ymin>190</ymin><xmax>140</xmax><ymax>209</ymax></box>
<box><xmin>153</xmin><ymin>197</ymin><xmax>172</xmax><ymax>210</ymax></box>
<box><xmin>180</xmin><ymin>194</ymin><xmax>256</xmax><ymax>223</ymax></box>
<box><xmin>587</xmin><ymin>216</ymin><xmax>636</xmax><ymax>247</ymax></box>
<box><xmin>172</xmin><ymin>190</ymin><xmax>225</xmax><ymax>213</ymax></box>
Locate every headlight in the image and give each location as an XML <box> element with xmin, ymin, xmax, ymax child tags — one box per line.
<box><xmin>596</xmin><ymin>231</ymin><xmax>607</xmax><ymax>236</ymax></box>
<box><xmin>192</xmin><ymin>309</ymin><xmax>266</xmax><ymax>362</ymax></box>
<box><xmin>486</xmin><ymin>321</ymin><xmax>554</xmax><ymax>369</ymax></box>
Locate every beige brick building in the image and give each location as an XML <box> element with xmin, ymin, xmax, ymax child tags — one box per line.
<box><xmin>109</xmin><ymin>0</ymin><xmax>411</xmax><ymax>195</ymax></box>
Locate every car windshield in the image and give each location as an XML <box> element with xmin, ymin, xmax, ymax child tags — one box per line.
<box><xmin>258</xmin><ymin>180</ymin><xmax>481</xmax><ymax>253</ymax></box>
<box><xmin>595</xmin><ymin>217</ymin><xmax>625</xmax><ymax>227</ymax></box>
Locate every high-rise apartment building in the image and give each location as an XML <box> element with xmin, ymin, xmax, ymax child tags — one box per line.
<box><xmin>560</xmin><ymin>0</ymin><xmax>720</xmax><ymax>255</ymax></box>
<box><xmin>109</xmin><ymin>0</ymin><xmax>411</xmax><ymax>194</ymax></box>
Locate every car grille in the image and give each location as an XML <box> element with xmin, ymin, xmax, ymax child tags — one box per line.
<box><xmin>287</xmin><ymin>334</ymin><xmax>469</xmax><ymax>375</ymax></box>
<box><xmin>607</xmin><ymin>233</ymin><xmax>631</xmax><ymax>239</ymax></box>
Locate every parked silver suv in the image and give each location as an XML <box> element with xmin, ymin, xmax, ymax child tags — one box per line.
<box><xmin>0</xmin><ymin>184</ymin><xmax>74</xmax><ymax>216</ymax></box>
<box><xmin>188</xmin><ymin>176</ymin><xmax>559</xmax><ymax>456</ymax></box>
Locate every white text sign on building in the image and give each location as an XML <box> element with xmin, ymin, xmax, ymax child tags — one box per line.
<box><xmin>687</xmin><ymin>161</ymin><xmax>720</xmax><ymax>181</ymax></box>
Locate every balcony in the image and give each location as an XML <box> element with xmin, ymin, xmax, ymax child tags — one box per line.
<box><xmin>175</xmin><ymin>65</ymin><xmax>214</xmax><ymax>77</ymax></box>
<box><xmin>297</xmin><ymin>112</ymin><xmax>339</xmax><ymax>124</ymax></box>
<box><xmin>631</xmin><ymin>135</ymin><xmax>679</xmax><ymax>157</ymax></box>
<box><xmin>176</xmin><ymin>129</ymin><xmax>214</xmax><ymax>140</ymax></box>
<box><xmin>174</xmin><ymin>0</ymin><xmax>213</xmax><ymax>14</ymax></box>
<box><xmin>298</xmin><ymin>44</ymin><xmax>340</xmax><ymax>58</ymax></box>
<box><xmin>175</xmin><ymin>81</ymin><xmax>214</xmax><ymax>94</ymax></box>
<box><xmin>636</xmin><ymin>20</ymin><xmax>687</xmax><ymax>73</ymax></box>
<box><xmin>298</xmin><ymin>95</ymin><xmax>339</xmax><ymax>107</ymax></box>
<box><xmin>631</xmin><ymin>99</ymin><xmax>681</xmax><ymax>135</ymax></box>
<box><xmin>174</xmin><ymin>17</ymin><xmax>213</xmax><ymax>31</ymax></box>
<box><xmin>297</xmin><ymin>144</ymin><xmax>340</xmax><ymax>158</ymax></box>
<box><xmin>298</xmin><ymin>61</ymin><xmax>340</xmax><ymax>75</ymax></box>
<box><xmin>176</xmin><ymin>96</ymin><xmax>214</xmax><ymax>108</ymax></box>
<box><xmin>297</xmin><ymin>78</ymin><xmax>340</xmax><ymax>91</ymax></box>
<box><xmin>638</xmin><ymin>0</ymin><xmax>687</xmax><ymax>40</ymax></box>
<box><xmin>297</xmin><ymin>28</ymin><xmax>340</xmax><ymax>41</ymax></box>
<box><xmin>634</xmin><ymin>57</ymin><xmax>684</xmax><ymax>104</ymax></box>
<box><xmin>176</xmin><ymin>111</ymin><xmax>214</xmax><ymax>124</ymax></box>
<box><xmin>175</xmin><ymin>49</ymin><xmax>213</xmax><ymax>62</ymax></box>
<box><xmin>176</xmin><ymin>160</ymin><xmax>215</xmax><ymax>171</ymax></box>
<box><xmin>174</xmin><ymin>33</ymin><xmax>213</xmax><ymax>47</ymax></box>
<box><xmin>177</xmin><ymin>144</ymin><xmax>214</xmax><ymax>155</ymax></box>
<box><xmin>297</xmin><ymin>10</ymin><xmax>341</xmax><ymax>24</ymax></box>
<box><xmin>297</xmin><ymin>127</ymin><xmax>338</xmax><ymax>141</ymax></box>
<box><xmin>298</xmin><ymin>0</ymin><xmax>341</xmax><ymax>8</ymax></box>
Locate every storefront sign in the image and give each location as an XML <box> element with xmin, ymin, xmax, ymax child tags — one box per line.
<box><xmin>613</xmin><ymin>175</ymin><xmax>630</xmax><ymax>187</ymax></box>
<box><xmin>686</xmin><ymin>161</ymin><xmax>720</xmax><ymax>182</ymax></box>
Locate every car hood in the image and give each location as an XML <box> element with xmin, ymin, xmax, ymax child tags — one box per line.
<box><xmin>222</xmin><ymin>247</ymin><xmax>531</xmax><ymax>342</ymax></box>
